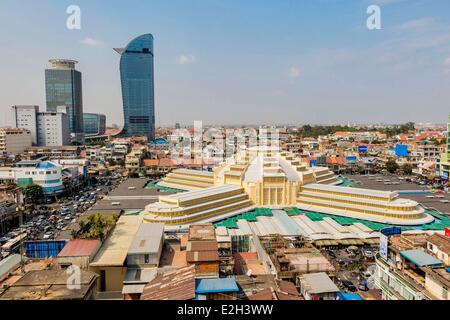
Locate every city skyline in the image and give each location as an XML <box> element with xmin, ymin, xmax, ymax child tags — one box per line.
<box><xmin>1</xmin><ymin>0</ymin><xmax>450</xmax><ymax>128</ymax></box>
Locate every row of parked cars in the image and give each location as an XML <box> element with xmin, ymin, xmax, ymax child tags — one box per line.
<box><xmin>0</xmin><ymin>174</ymin><xmax>122</xmax><ymax>258</ymax></box>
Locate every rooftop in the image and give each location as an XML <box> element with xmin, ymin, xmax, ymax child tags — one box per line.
<box><xmin>300</xmin><ymin>272</ymin><xmax>340</xmax><ymax>294</ymax></box>
<box><xmin>140</xmin><ymin>265</ymin><xmax>196</xmax><ymax>300</ymax></box>
<box><xmin>427</xmin><ymin>233</ymin><xmax>450</xmax><ymax>255</ymax></box>
<box><xmin>57</xmin><ymin>239</ymin><xmax>101</xmax><ymax>258</ymax></box>
<box><xmin>128</xmin><ymin>223</ymin><xmax>164</xmax><ymax>255</ymax></box>
<box><xmin>0</xmin><ymin>254</ymin><xmax>22</xmax><ymax>281</ymax></box>
<box><xmin>90</xmin><ymin>214</ymin><xmax>143</xmax><ymax>267</ymax></box>
<box><xmin>0</xmin><ymin>269</ymin><xmax>97</xmax><ymax>300</ymax></box>
<box><xmin>400</xmin><ymin>249</ymin><xmax>444</xmax><ymax>267</ymax></box>
<box><xmin>195</xmin><ymin>278</ymin><xmax>239</xmax><ymax>294</ymax></box>
<box><xmin>188</xmin><ymin>224</ymin><xmax>216</xmax><ymax>241</ymax></box>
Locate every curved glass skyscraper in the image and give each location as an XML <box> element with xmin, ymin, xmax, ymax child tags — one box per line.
<box><xmin>115</xmin><ymin>34</ymin><xmax>155</xmax><ymax>140</ymax></box>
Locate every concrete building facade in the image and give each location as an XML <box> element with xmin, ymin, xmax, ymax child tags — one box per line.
<box><xmin>0</xmin><ymin>128</ymin><xmax>32</xmax><ymax>154</ymax></box>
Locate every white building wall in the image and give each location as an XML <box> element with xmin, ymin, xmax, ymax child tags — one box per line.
<box><xmin>12</xmin><ymin>105</ymin><xmax>39</xmax><ymax>145</ymax></box>
<box><xmin>425</xmin><ymin>275</ymin><xmax>448</xmax><ymax>300</ymax></box>
<box><xmin>14</xmin><ymin>163</ymin><xmax>63</xmax><ymax>194</ymax></box>
<box><xmin>36</xmin><ymin>110</ymin><xmax>70</xmax><ymax>146</ymax></box>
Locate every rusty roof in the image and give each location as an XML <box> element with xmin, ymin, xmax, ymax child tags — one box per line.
<box><xmin>248</xmin><ymin>288</ymin><xmax>276</xmax><ymax>300</ymax></box>
<box><xmin>427</xmin><ymin>233</ymin><xmax>450</xmax><ymax>255</ymax></box>
<box><xmin>140</xmin><ymin>265</ymin><xmax>196</xmax><ymax>300</ymax></box>
<box><xmin>186</xmin><ymin>241</ymin><xmax>218</xmax><ymax>252</ymax></box>
<box><xmin>188</xmin><ymin>224</ymin><xmax>216</xmax><ymax>241</ymax></box>
<box><xmin>186</xmin><ymin>250</ymin><xmax>219</xmax><ymax>263</ymax></box>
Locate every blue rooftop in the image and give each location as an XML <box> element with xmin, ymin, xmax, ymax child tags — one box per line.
<box><xmin>400</xmin><ymin>249</ymin><xmax>443</xmax><ymax>267</ymax></box>
<box><xmin>195</xmin><ymin>278</ymin><xmax>239</xmax><ymax>294</ymax></box>
<box><xmin>337</xmin><ymin>292</ymin><xmax>363</xmax><ymax>300</ymax></box>
<box><xmin>36</xmin><ymin>162</ymin><xmax>56</xmax><ymax>169</ymax></box>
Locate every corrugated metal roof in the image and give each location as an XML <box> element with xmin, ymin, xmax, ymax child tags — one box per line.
<box><xmin>301</xmin><ymin>272</ymin><xmax>339</xmax><ymax>294</ymax></box>
<box><xmin>400</xmin><ymin>249</ymin><xmax>443</xmax><ymax>267</ymax></box>
<box><xmin>57</xmin><ymin>239</ymin><xmax>101</xmax><ymax>257</ymax></box>
<box><xmin>195</xmin><ymin>278</ymin><xmax>239</xmax><ymax>294</ymax></box>
<box><xmin>141</xmin><ymin>265</ymin><xmax>196</xmax><ymax>300</ymax></box>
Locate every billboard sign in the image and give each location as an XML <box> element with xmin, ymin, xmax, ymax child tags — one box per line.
<box><xmin>346</xmin><ymin>156</ymin><xmax>357</xmax><ymax>163</ymax></box>
<box><xmin>379</xmin><ymin>233</ymin><xmax>388</xmax><ymax>260</ymax></box>
<box><xmin>310</xmin><ymin>160</ymin><xmax>317</xmax><ymax>167</ymax></box>
<box><xmin>395</xmin><ymin>144</ymin><xmax>409</xmax><ymax>157</ymax></box>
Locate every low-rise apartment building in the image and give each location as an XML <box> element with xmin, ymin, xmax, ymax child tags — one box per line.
<box><xmin>375</xmin><ymin>230</ymin><xmax>450</xmax><ymax>300</ymax></box>
<box><xmin>0</xmin><ymin>128</ymin><xmax>32</xmax><ymax>155</ymax></box>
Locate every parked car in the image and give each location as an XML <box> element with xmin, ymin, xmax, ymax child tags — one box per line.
<box><xmin>342</xmin><ymin>280</ymin><xmax>357</xmax><ymax>292</ymax></box>
<box><xmin>358</xmin><ymin>279</ymin><xmax>368</xmax><ymax>291</ymax></box>
<box><xmin>363</xmin><ymin>250</ymin><xmax>374</xmax><ymax>259</ymax></box>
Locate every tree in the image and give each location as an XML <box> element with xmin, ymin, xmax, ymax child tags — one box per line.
<box><xmin>385</xmin><ymin>159</ymin><xmax>399</xmax><ymax>173</ymax></box>
<box><xmin>402</xmin><ymin>163</ymin><xmax>413</xmax><ymax>175</ymax></box>
<box><xmin>22</xmin><ymin>184</ymin><xmax>44</xmax><ymax>204</ymax></box>
<box><xmin>73</xmin><ymin>213</ymin><xmax>118</xmax><ymax>241</ymax></box>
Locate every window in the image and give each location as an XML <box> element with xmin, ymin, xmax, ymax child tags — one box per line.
<box><xmin>144</xmin><ymin>254</ymin><xmax>150</xmax><ymax>264</ymax></box>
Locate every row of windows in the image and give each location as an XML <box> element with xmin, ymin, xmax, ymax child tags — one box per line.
<box><xmin>24</xmin><ymin>170</ymin><xmax>58</xmax><ymax>175</ymax></box>
<box><xmin>33</xmin><ymin>179</ymin><xmax>62</xmax><ymax>184</ymax></box>
<box><xmin>152</xmin><ymin>195</ymin><xmax>249</xmax><ymax>217</ymax></box>
<box><xmin>299</xmin><ymin>193</ymin><xmax>417</xmax><ymax>211</ymax></box>
<box><xmin>297</xmin><ymin>200</ymin><xmax>422</xmax><ymax>219</ymax></box>
<box><xmin>147</xmin><ymin>200</ymin><xmax>252</xmax><ymax>225</ymax></box>
<box><xmin>302</xmin><ymin>188</ymin><xmax>392</xmax><ymax>201</ymax></box>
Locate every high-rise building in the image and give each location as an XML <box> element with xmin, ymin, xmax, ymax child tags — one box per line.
<box><xmin>114</xmin><ymin>34</ymin><xmax>155</xmax><ymax>141</ymax></box>
<box><xmin>12</xmin><ymin>105</ymin><xmax>70</xmax><ymax>146</ymax></box>
<box><xmin>45</xmin><ymin>59</ymin><xmax>84</xmax><ymax>143</ymax></box>
<box><xmin>11</xmin><ymin>105</ymin><xmax>39</xmax><ymax>145</ymax></box>
<box><xmin>83</xmin><ymin>113</ymin><xmax>106</xmax><ymax>136</ymax></box>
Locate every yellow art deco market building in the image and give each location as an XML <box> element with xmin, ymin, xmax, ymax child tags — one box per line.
<box><xmin>143</xmin><ymin>146</ymin><xmax>433</xmax><ymax>228</ymax></box>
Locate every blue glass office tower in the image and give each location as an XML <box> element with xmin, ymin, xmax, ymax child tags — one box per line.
<box><xmin>45</xmin><ymin>59</ymin><xmax>84</xmax><ymax>143</ymax></box>
<box><xmin>83</xmin><ymin>113</ymin><xmax>106</xmax><ymax>136</ymax></box>
<box><xmin>114</xmin><ymin>34</ymin><xmax>155</xmax><ymax>140</ymax></box>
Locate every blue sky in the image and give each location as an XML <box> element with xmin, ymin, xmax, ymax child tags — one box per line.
<box><xmin>1</xmin><ymin>0</ymin><xmax>450</xmax><ymax>126</ymax></box>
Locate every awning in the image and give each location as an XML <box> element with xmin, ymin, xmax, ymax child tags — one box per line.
<box><xmin>364</xmin><ymin>238</ymin><xmax>380</xmax><ymax>244</ymax></box>
<box><xmin>400</xmin><ymin>249</ymin><xmax>443</xmax><ymax>267</ymax></box>
<box><xmin>122</xmin><ymin>284</ymin><xmax>146</xmax><ymax>295</ymax></box>
<box><xmin>314</xmin><ymin>240</ymin><xmax>339</xmax><ymax>246</ymax></box>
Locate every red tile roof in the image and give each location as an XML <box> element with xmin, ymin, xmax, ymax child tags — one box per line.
<box><xmin>57</xmin><ymin>239</ymin><xmax>101</xmax><ymax>257</ymax></box>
